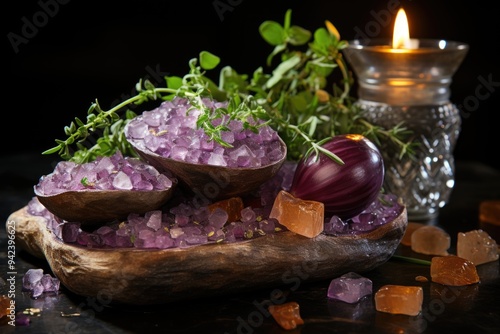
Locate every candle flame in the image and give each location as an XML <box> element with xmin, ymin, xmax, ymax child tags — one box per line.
<box><xmin>392</xmin><ymin>8</ymin><xmax>410</xmax><ymax>49</ymax></box>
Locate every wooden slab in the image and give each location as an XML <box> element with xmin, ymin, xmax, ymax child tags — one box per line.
<box><xmin>9</xmin><ymin>205</ymin><xmax>407</xmax><ymax>305</ymax></box>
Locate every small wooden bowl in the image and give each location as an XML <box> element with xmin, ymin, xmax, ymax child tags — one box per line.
<box><xmin>126</xmin><ymin>129</ymin><xmax>287</xmax><ymax>201</ymax></box>
<box><xmin>34</xmin><ymin>184</ymin><xmax>177</xmax><ymax>225</ymax></box>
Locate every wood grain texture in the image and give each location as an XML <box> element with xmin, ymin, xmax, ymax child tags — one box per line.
<box><xmin>35</xmin><ymin>185</ymin><xmax>177</xmax><ymax>225</ymax></box>
<box><xmin>9</xmin><ymin>205</ymin><xmax>407</xmax><ymax>305</ymax></box>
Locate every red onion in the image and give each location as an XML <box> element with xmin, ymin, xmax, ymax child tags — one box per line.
<box><xmin>289</xmin><ymin>134</ymin><xmax>384</xmax><ymax>219</ymax></box>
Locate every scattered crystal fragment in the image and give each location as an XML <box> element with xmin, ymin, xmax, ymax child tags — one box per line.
<box><xmin>22</xmin><ymin>268</ymin><xmax>60</xmax><ymax>298</ymax></box>
<box><xmin>207</xmin><ymin>208</ymin><xmax>229</xmax><ymax>229</ymax></box>
<box><xmin>269</xmin><ymin>190</ymin><xmax>324</xmax><ymax>238</ymax></box>
<box><xmin>32</xmin><ymin>282</ymin><xmax>45</xmax><ymax>298</ymax></box>
<box><xmin>375</xmin><ymin>285</ymin><xmax>423</xmax><ymax>316</ymax></box>
<box><xmin>411</xmin><ymin>225</ymin><xmax>450</xmax><ymax>256</ymax></box>
<box><xmin>208</xmin><ymin>197</ymin><xmax>244</xmax><ymax>223</ymax></box>
<box><xmin>61</xmin><ymin>222</ymin><xmax>80</xmax><ymax>243</ymax></box>
<box><xmin>0</xmin><ymin>295</ymin><xmax>12</xmax><ymax>319</ymax></box>
<box><xmin>22</xmin><ymin>269</ymin><xmax>44</xmax><ymax>291</ymax></box>
<box><xmin>479</xmin><ymin>200</ymin><xmax>500</xmax><ymax>244</ymax></box>
<box><xmin>430</xmin><ymin>256</ymin><xmax>480</xmax><ymax>286</ymax></box>
<box><xmin>415</xmin><ymin>276</ymin><xmax>429</xmax><ymax>282</ymax></box>
<box><xmin>327</xmin><ymin>272</ymin><xmax>373</xmax><ymax>303</ymax></box>
<box><xmin>268</xmin><ymin>301</ymin><xmax>304</xmax><ymax>330</ymax></box>
<box><xmin>479</xmin><ymin>200</ymin><xmax>500</xmax><ymax>225</ymax></box>
<box><xmin>15</xmin><ymin>312</ymin><xmax>31</xmax><ymax>326</ymax></box>
<box><xmin>457</xmin><ymin>229</ymin><xmax>499</xmax><ymax>266</ymax></box>
<box><xmin>400</xmin><ymin>222</ymin><xmax>426</xmax><ymax>246</ymax></box>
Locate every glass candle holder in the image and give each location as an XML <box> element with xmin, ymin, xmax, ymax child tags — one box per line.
<box><xmin>343</xmin><ymin>39</ymin><xmax>469</xmax><ymax>221</ymax></box>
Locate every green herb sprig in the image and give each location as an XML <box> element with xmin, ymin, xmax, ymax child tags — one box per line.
<box><xmin>44</xmin><ymin>9</ymin><xmax>416</xmax><ymax>164</ymax></box>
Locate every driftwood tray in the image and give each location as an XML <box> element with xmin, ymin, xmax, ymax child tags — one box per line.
<box><xmin>9</xmin><ymin>205</ymin><xmax>407</xmax><ymax>306</ymax></box>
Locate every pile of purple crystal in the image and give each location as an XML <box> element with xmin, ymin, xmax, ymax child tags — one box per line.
<box><xmin>323</xmin><ymin>193</ymin><xmax>403</xmax><ymax>235</ymax></box>
<box><xmin>34</xmin><ymin>151</ymin><xmax>174</xmax><ymax>195</ymax></box>
<box><xmin>22</xmin><ymin>268</ymin><xmax>60</xmax><ymax>299</ymax></box>
<box><xmin>125</xmin><ymin>97</ymin><xmax>285</xmax><ymax>168</ymax></box>
<box><xmin>27</xmin><ymin>161</ymin><xmax>403</xmax><ymax>249</ymax></box>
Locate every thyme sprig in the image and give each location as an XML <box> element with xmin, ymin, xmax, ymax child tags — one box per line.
<box><xmin>44</xmin><ymin>9</ymin><xmax>415</xmax><ymax>164</ymax></box>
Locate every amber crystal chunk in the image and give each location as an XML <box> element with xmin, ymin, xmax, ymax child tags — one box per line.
<box><xmin>375</xmin><ymin>285</ymin><xmax>423</xmax><ymax>316</ymax></box>
<box><xmin>479</xmin><ymin>200</ymin><xmax>500</xmax><ymax>244</ymax></box>
<box><xmin>0</xmin><ymin>295</ymin><xmax>12</xmax><ymax>319</ymax></box>
<box><xmin>207</xmin><ymin>197</ymin><xmax>244</xmax><ymax>223</ymax></box>
<box><xmin>269</xmin><ymin>190</ymin><xmax>324</xmax><ymax>238</ymax></box>
<box><xmin>457</xmin><ymin>229</ymin><xmax>499</xmax><ymax>266</ymax></box>
<box><xmin>268</xmin><ymin>301</ymin><xmax>305</xmax><ymax>330</ymax></box>
<box><xmin>411</xmin><ymin>225</ymin><xmax>450</xmax><ymax>255</ymax></box>
<box><xmin>400</xmin><ymin>222</ymin><xmax>425</xmax><ymax>246</ymax></box>
<box><xmin>479</xmin><ymin>200</ymin><xmax>500</xmax><ymax>225</ymax></box>
<box><xmin>430</xmin><ymin>256</ymin><xmax>480</xmax><ymax>286</ymax></box>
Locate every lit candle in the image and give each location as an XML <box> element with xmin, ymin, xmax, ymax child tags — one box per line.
<box><xmin>343</xmin><ymin>8</ymin><xmax>468</xmax><ymax>105</ymax></box>
<box><xmin>343</xmin><ymin>9</ymin><xmax>469</xmax><ymax>221</ymax></box>
<box><xmin>392</xmin><ymin>8</ymin><xmax>419</xmax><ymax>50</ymax></box>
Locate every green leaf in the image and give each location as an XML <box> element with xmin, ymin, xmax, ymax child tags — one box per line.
<box><xmin>259</xmin><ymin>21</ymin><xmax>285</xmax><ymax>46</ymax></box>
<box><xmin>283</xmin><ymin>9</ymin><xmax>292</xmax><ymax>30</ymax></box>
<box><xmin>266</xmin><ymin>43</ymin><xmax>286</xmax><ymax>66</ymax></box>
<box><xmin>288</xmin><ymin>94</ymin><xmax>309</xmax><ymax>113</ymax></box>
<box><xmin>42</xmin><ymin>145</ymin><xmax>62</xmax><ymax>155</ymax></box>
<box><xmin>265</xmin><ymin>55</ymin><xmax>301</xmax><ymax>88</ymax></box>
<box><xmin>287</xmin><ymin>25</ymin><xmax>311</xmax><ymax>46</ymax></box>
<box><xmin>199</xmin><ymin>51</ymin><xmax>220</xmax><ymax>70</ymax></box>
<box><xmin>312</xmin><ymin>27</ymin><xmax>332</xmax><ymax>54</ymax></box>
<box><xmin>166</xmin><ymin>76</ymin><xmax>183</xmax><ymax>90</ymax></box>
<box><xmin>308</xmin><ymin>116</ymin><xmax>318</xmax><ymax>137</ymax></box>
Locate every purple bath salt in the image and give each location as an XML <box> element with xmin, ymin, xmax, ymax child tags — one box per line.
<box><xmin>125</xmin><ymin>96</ymin><xmax>285</xmax><ymax>168</ymax></box>
<box><xmin>327</xmin><ymin>272</ymin><xmax>373</xmax><ymax>304</ymax></box>
<box><xmin>35</xmin><ymin>151</ymin><xmax>174</xmax><ymax>196</ymax></box>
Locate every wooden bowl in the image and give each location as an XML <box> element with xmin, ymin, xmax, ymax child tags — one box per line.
<box><xmin>34</xmin><ymin>184</ymin><xmax>176</xmax><ymax>225</ymax></box>
<box><xmin>125</xmin><ymin>128</ymin><xmax>287</xmax><ymax>201</ymax></box>
<box><xmin>9</xmin><ymin>204</ymin><xmax>407</xmax><ymax>305</ymax></box>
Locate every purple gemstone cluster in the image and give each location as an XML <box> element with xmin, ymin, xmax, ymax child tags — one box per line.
<box><xmin>27</xmin><ymin>160</ymin><xmax>403</xmax><ymax>249</ymax></box>
<box><xmin>125</xmin><ymin>97</ymin><xmax>284</xmax><ymax>168</ymax></box>
<box><xmin>35</xmin><ymin>151</ymin><xmax>174</xmax><ymax>196</ymax></box>
<box><xmin>22</xmin><ymin>268</ymin><xmax>60</xmax><ymax>299</ymax></box>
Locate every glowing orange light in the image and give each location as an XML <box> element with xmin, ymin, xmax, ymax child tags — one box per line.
<box><xmin>392</xmin><ymin>8</ymin><xmax>411</xmax><ymax>49</ymax></box>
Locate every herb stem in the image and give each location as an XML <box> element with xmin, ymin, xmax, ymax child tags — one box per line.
<box><xmin>391</xmin><ymin>255</ymin><xmax>432</xmax><ymax>266</ymax></box>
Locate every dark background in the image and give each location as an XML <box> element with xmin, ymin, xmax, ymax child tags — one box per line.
<box><xmin>4</xmin><ymin>0</ymin><xmax>500</xmax><ymax>171</ymax></box>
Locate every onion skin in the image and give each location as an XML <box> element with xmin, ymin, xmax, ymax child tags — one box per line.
<box><xmin>289</xmin><ymin>134</ymin><xmax>384</xmax><ymax>219</ymax></box>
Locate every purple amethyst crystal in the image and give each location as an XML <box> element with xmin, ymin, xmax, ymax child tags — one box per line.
<box><xmin>327</xmin><ymin>272</ymin><xmax>373</xmax><ymax>303</ymax></box>
<box><xmin>22</xmin><ymin>269</ymin><xmax>60</xmax><ymax>299</ymax></box>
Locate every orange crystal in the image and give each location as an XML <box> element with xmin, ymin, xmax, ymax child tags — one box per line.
<box><xmin>269</xmin><ymin>190</ymin><xmax>324</xmax><ymax>238</ymax></box>
<box><xmin>268</xmin><ymin>301</ymin><xmax>304</xmax><ymax>330</ymax></box>
<box><xmin>400</xmin><ymin>222</ymin><xmax>426</xmax><ymax>246</ymax></box>
<box><xmin>430</xmin><ymin>255</ymin><xmax>480</xmax><ymax>286</ymax></box>
<box><xmin>479</xmin><ymin>200</ymin><xmax>500</xmax><ymax>244</ymax></box>
<box><xmin>375</xmin><ymin>285</ymin><xmax>423</xmax><ymax>316</ymax></box>
<box><xmin>0</xmin><ymin>295</ymin><xmax>12</xmax><ymax>319</ymax></box>
<box><xmin>208</xmin><ymin>197</ymin><xmax>244</xmax><ymax>223</ymax></box>
<box><xmin>411</xmin><ymin>225</ymin><xmax>450</xmax><ymax>256</ymax></box>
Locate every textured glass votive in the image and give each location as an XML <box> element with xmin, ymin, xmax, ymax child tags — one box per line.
<box><xmin>343</xmin><ymin>39</ymin><xmax>469</xmax><ymax>221</ymax></box>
